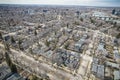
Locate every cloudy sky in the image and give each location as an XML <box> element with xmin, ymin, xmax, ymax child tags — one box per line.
<box><xmin>0</xmin><ymin>0</ymin><xmax>120</xmax><ymax>7</ymax></box>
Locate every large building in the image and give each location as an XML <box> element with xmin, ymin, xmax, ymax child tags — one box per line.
<box><xmin>92</xmin><ymin>11</ymin><xmax>117</xmax><ymax>21</ymax></box>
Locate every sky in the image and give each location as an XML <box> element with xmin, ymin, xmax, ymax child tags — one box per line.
<box><xmin>0</xmin><ymin>0</ymin><xmax>120</xmax><ymax>7</ymax></box>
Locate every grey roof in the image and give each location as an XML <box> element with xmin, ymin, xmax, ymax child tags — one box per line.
<box><xmin>97</xmin><ymin>43</ymin><xmax>104</xmax><ymax>51</ymax></box>
<box><xmin>106</xmin><ymin>61</ymin><xmax>119</xmax><ymax>69</ymax></box>
<box><xmin>91</xmin><ymin>63</ymin><xmax>104</xmax><ymax>78</ymax></box>
<box><xmin>91</xmin><ymin>63</ymin><xmax>98</xmax><ymax>73</ymax></box>
<box><xmin>92</xmin><ymin>11</ymin><xmax>109</xmax><ymax>18</ymax></box>
<box><xmin>93</xmin><ymin>58</ymin><xmax>99</xmax><ymax>64</ymax></box>
<box><xmin>7</xmin><ymin>73</ymin><xmax>25</xmax><ymax>80</ymax></box>
<box><xmin>75</xmin><ymin>35</ymin><xmax>86</xmax><ymax>48</ymax></box>
<box><xmin>113</xmin><ymin>50</ymin><xmax>120</xmax><ymax>59</ymax></box>
<box><xmin>0</xmin><ymin>65</ymin><xmax>11</xmax><ymax>80</ymax></box>
<box><xmin>114</xmin><ymin>71</ymin><xmax>120</xmax><ymax>80</ymax></box>
<box><xmin>97</xmin><ymin>65</ymin><xmax>104</xmax><ymax>77</ymax></box>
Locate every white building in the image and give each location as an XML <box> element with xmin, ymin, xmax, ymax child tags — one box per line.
<box><xmin>92</xmin><ymin>11</ymin><xmax>117</xmax><ymax>21</ymax></box>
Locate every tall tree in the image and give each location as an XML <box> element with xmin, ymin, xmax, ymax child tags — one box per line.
<box><xmin>31</xmin><ymin>75</ymin><xmax>39</xmax><ymax>80</ymax></box>
<box><xmin>113</xmin><ymin>22</ymin><xmax>117</xmax><ymax>27</ymax></box>
<box><xmin>45</xmin><ymin>40</ymin><xmax>50</xmax><ymax>47</ymax></box>
<box><xmin>0</xmin><ymin>32</ymin><xmax>3</xmax><ymax>40</ymax></box>
<box><xmin>29</xmin><ymin>48</ymin><xmax>33</xmax><ymax>54</ymax></box>
<box><xmin>10</xmin><ymin>64</ymin><xmax>17</xmax><ymax>73</ymax></box>
<box><xmin>11</xmin><ymin>36</ymin><xmax>15</xmax><ymax>43</ymax></box>
<box><xmin>34</xmin><ymin>30</ymin><xmax>37</xmax><ymax>36</ymax></box>
<box><xmin>67</xmin><ymin>23</ymin><xmax>69</xmax><ymax>28</ymax></box>
<box><xmin>4</xmin><ymin>42</ymin><xmax>10</xmax><ymax>51</ymax></box>
<box><xmin>116</xmin><ymin>33</ymin><xmax>120</xmax><ymax>39</ymax></box>
<box><xmin>5</xmin><ymin>52</ymin><xmax>12</xmax><ymax>66</ymax></box>
<box><xmin>18</xmin><ymin>38</ymin><xmax>22</xmax><ymax>50</ymax></box>
<box><xmin>80</xmin><ymin>17</ymin><xmax>83</xmax><ymax>22</ymax></box>
<box><xmin>5</xmin><ymin>52</ymin><xmax>17</xmax><ymax>73</ymax></box>
<box><xmin>64</xmin><ymin>42</ymin><xmax>69</xmax><ymax>49</ymax></box>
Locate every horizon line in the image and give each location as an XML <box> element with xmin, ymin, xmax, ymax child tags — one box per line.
<box><xmin>0</xmin><ymin>3</ymin><xmax>120</xmax><ymax>7</ymax></box>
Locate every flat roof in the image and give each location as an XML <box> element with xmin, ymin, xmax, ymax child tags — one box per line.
<box><xmin>114</xmin><ymin>71</ymin><xmax>120</xmax><ymax>80</ymax></box>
